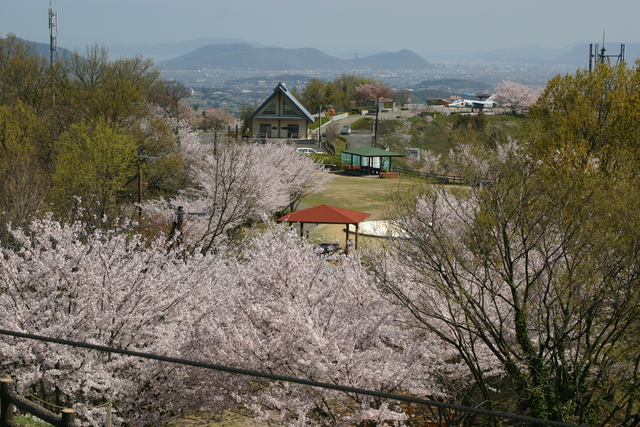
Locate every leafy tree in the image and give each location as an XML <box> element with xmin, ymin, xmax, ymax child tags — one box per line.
<box><xmin>331</xmin><ymin>73</ymin><xmax>374</xmax><ymax>110</ymax></box>
<box><xmin>300</xmin><ymin>77</ymin><xmax>326</xmax><ymax>113</ymax></box>
<box><xmin>60</xmin><ymin>44</ymin><xmax>159</xmax><ymax>126</ymax></box>
<box><xmin>299</xmin><ymin>74</ymin><xmax>381</xmax><ymax>112</ymax></box>
<box><xmin>146</xmin><ymin>78</ymin><xmax>194</xmax><ymax>123</ymax></box>
<box><xmin>0</xmin><ymin>103</ymin><xmax>48</xmax><ymax>240</ymax></box>
<box><xmin>527</xmin><ymin>61</ymin><xmax>640</xmax><ymax>174</ymax></box>
<box><xmin>0</xmin><ymin>34</ymin><xmax>57</xmax><ymax>114</ymax></box>
<box><xmin>374</xmin><ymin>140</ymin><xmax>640</xmax><ymax>425</ymax></box>
<box><xmin>196</xmin><ymin>108</ymin><xmax>236</xmax><ymax>132</ymax></box>
<box><xmin>129</xmin><ymin>112</ymin><xmax>188</xmax><ymax>201</ymax></box>
<box><xmin>52</xmin><ymin>119</ymin><xmax>137</xmax><ymax>225</ymax></box>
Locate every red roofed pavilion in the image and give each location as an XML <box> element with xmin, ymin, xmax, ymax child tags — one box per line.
<box><xmin>277</xmin><ymin>205</ymin><xmax>371</xmax><ymax>253</ymax></box>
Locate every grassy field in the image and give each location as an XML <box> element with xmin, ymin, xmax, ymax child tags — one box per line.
<box><xmin>302</xmin><ymin>173</ymin><xmax>418</xmax><ymax>219</ymax></box>
<box><xmin>299</xmin><ymin>172</ymin><xmax>421</xmax><ymax>247</ymax></box>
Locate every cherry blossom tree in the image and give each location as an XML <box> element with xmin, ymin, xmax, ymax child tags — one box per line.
<box><xmin>0</xmin><ymin>217</ymin><xmax>470</xmax><ymax>426</ymax></box>
<box><xmin>351</xmin><ymin>83</ymin><xmax>393</xmax><ymax>106</ymax></box>
<box><xmin>0</xmin><ymin>217</ymin><xmax>213</xmax><ymax>425</ymax></box>
<box><xmin>176</xmin><ymin>226</ymin><xmax>452</xmax><ymax>426</ymax></box>
<box><xmin>493</xmin><ymin>80</ymin><xmax>541</xmax><ymax>113</ymax></box>
<box><xmin>142</xmin><ymin>141</ymin><xmax>332</xmax><ymax>254</ymax></box>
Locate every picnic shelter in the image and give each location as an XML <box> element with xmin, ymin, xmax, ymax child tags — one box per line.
<box><xmin>341</xmin><ymin>146</ymin><xmax>403</xmax><ymax>175</ymax></box>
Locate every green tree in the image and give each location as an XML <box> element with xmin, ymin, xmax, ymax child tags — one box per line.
<box><xmin>60</xmin><ymin>44</ymin><xmax>159</xmax><ymax>126</ymax></box>
<box><xmin>52</xmin><ymin>120</ymin><xmax>137</xmax><ymax>225</ymax></box>
<box><xmin>0</xmin><ymin>34</ymin><xmax>57</xmax><ymax>114</ymax></box>
<box><xmin>0</xmin><ymin>103</ymin><xmax>48</xmax><ymax>240</ymax></box>
<box><xmin>331</xmin><ymin>73</ymin><xmax>374</xmax><ymax>110</ymax></box>
<box><xmin>300</xmin><ymin>78</ymin><xmax>326</xmax><ymax>113</ymax></box>
<box><xmin>527</xmin><ymin>61</ymin><xmax>640</xmax><ymax>174</ymax></box>
<box><xmin>130</xmin><ymin>115</ymin><xmax>188</xmax><ymax>201</ymax></box>
<box><xmin>299</xmin><ymin>74</ymin><xmax>378</xmax><ymax>112</ymax></box>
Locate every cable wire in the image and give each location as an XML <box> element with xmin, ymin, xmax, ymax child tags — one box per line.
<box><xmin>0</xmin><ymin>329</ymin><xmax>584</xmax><ymax>427</ymax></box>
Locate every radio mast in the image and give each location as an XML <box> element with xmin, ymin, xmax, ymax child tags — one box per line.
<box><xmin>49</xmin><ymin>3</ymin><xmax>58</xmax><ymax>64</ymax></box>
<box><xmin>589</xmin><ymin>32</ymin><xmax>625</xmax><ymax>72</ymax></box>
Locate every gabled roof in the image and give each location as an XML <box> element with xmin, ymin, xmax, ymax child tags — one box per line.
<box><xmin>247</xmin><ymin>82</ymin><xmax>315</xmax><ymax>123</ymax></box>
<box><xmin>277</xmin><ymin>205</ymin><xmax>371</xmax><ymax>224</ymax></box>
<box><xmin>341</xmin><ymin>147</ymin><xmax>403</xmax><ymax>157</ymax></box>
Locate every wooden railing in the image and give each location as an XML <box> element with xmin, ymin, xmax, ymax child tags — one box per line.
<box><xmin>390</xmin><ymin>166</ymin><xmax>468</xmax><ymax>185</ymax></box>
<box><xmin>1</xmin><ymin>379</ymin><xmax>74</xmax><ymax>427</ymax></box>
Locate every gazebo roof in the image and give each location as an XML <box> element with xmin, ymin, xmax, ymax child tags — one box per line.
<box><xmin>341</xmin><ymin>147</ymin><xmax>403</xmax><ymax>157</ymax></box>
<box><xmin>277</xmin><ymin>205</ymin><xmax>371</xmax><ymax>224</ymax></box>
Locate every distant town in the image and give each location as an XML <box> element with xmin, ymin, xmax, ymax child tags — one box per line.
<box><xmin>163</xmin><ymin>62</ymin><xmax>577</xmax><ymax>114</ymax></box>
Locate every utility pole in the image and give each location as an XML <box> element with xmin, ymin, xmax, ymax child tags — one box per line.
<box><xmin>317</xmin><ymin>105</ymin><xmax>323</xmax><ymax>149</ymax></box>
<box><xmin>373</xmin><ymin>98</ymin><xmax>381</xmax><ymax>147</ymax></box>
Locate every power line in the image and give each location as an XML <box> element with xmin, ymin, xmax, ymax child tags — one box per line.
<box><xmin>0</xmin><ymin>329</ymin><xmax>584</xmax><ymax>427</ymax></box>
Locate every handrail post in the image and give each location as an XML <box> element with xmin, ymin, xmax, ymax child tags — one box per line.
<box><xmin>61</xmin><ymin>408</ymin><xmax>75</xmax><ymax>427</ymax></box>
<box><xmin>1</xmin><ymin>379</ymin><xmax>15</xmax><ymax>427</ymax></box>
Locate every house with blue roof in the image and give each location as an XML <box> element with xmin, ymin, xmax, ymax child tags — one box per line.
<box><xmin>247</xmin><ymin>82</ymin><xmax>315</xmax><ymax>140</ymax></box>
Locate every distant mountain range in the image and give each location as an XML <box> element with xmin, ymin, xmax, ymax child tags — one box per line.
<box><xmin>157</xmin><ymin>43</ymin><xmax>435</xmax><ymax>71</ymax></box>
<box><xmin>23</xmin><ymin>39</ymin><xmax>74</xmax><ymax>61</ymax></box>
<box><xmin>15</xmin><ymin>35</ymin><xmax>640</xmax><ymax>70</ymax></box>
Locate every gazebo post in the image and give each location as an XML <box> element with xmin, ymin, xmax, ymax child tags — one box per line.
<box><xmin>345</xmin><ymin>223</ymin><xmax>350</xmax><ymax>255</ymax></box>
<box><xmin>300</xmin><ymin>222</ymin><xmax>304</xmax><ymax>238</ymax></box>
<box><xmin>355</xmin><ymin>223</ymin><xmax>359</xmax><ymax>249</ymax></box>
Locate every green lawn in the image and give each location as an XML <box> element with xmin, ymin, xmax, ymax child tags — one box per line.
<box><xmin>302</xmin><ymin>173</ymin><xmax>420</xmax><ymax>220</ymax></box>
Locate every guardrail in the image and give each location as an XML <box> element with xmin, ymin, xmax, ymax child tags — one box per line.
<box><xmin>1</xmin><ymin>379</ymin><xmax>74</xmax><ymax>427</ymax></box>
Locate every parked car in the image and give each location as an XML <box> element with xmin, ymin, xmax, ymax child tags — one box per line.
<box><xmin>340</xmin><ymin>125</ymin><xmax>352</xmax><ymax>135</ymax></box>
<box><xmin>296</xmin><ymin>147</ymin><xmax>318</xmax><ymax>155</ymax></box>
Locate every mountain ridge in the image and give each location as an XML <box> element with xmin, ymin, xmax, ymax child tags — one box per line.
<box><xmin>157</xmin><ymin>43</ymin><xmax>435</xmax><ymax>71</ymax></box>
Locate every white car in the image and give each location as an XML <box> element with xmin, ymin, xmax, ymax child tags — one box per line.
<box><xmin>296</xmin><ymin>147</ymin><xmax>318</xmax><ymax>155</ymax></box>
<box><xmin>341</xmin><ymin>125</ymin><xmax>352</xmax><ymax>135</ymax></box>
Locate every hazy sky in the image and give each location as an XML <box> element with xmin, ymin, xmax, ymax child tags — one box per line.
<box><xmin>2</xmin><ymin>0</ymin><xmax>638</xmax><ymax>58</ymax></box>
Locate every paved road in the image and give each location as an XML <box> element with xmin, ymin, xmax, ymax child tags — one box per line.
<box><xmin>343</xmin><ymin>133</ymin><xmax>374</xmax><ymax>150</ymax></box>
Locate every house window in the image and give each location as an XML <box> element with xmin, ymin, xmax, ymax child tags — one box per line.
<box><xmin>283</xmin><ymin>102</ymin><xmax>297</xmax><ymax>116</ymax></box>
<box><xmin>287</xmin><ymin>124</ymin><xmax>299</xmax><ymax>138</ymax></box>
<box><xmin>263</xmin><ymin>101</ymin><xmax>277</xmax><ymax>115</ymax></box>
<box><xmin>259</xmin><ymin>124</ymin><xmax>271</xmax><ymax>138</ymax></box>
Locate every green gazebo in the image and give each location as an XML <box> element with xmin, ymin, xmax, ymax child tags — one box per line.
<box><xmin>341</xmin><ymin>146</ymin><xmax>403</xmax><ymax>175</ymax></box>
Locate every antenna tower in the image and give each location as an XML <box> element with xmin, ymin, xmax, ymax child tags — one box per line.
<box><xmin>49</xmin><ymin>3</ymin><xmax>58</xmax><ymax>64</ymax></box>
<box><xmin>589</xmin><ymin>32</ymin><xmax>625</xmax><ymax>71</ymax></box>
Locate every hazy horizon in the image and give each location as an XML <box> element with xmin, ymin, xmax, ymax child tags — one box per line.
<box><xmin>2</xmin><ymin>0</ymin><xmax>639</xmax><ymax>60</ymax></box>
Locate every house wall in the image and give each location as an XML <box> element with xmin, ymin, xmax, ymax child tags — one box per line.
<box><xmin>250</xmin><ymin>92</ymin><xmax>311</xmax><ymax>139</ymax></box>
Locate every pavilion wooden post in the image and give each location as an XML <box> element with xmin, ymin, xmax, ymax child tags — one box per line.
<box><xmin>345</xmin><ymin>223</ymin><xmax>349</xmax><ymax>255</ymax></box>
<box><xmin>355</xmin><ymin>223</ymin><xmax>359</xmax><ymax>249</ymax></box>
<box><xmin>344</xmin><ymin>223</ymin><xmax>360</xmax><ymax>255</ymax></box>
